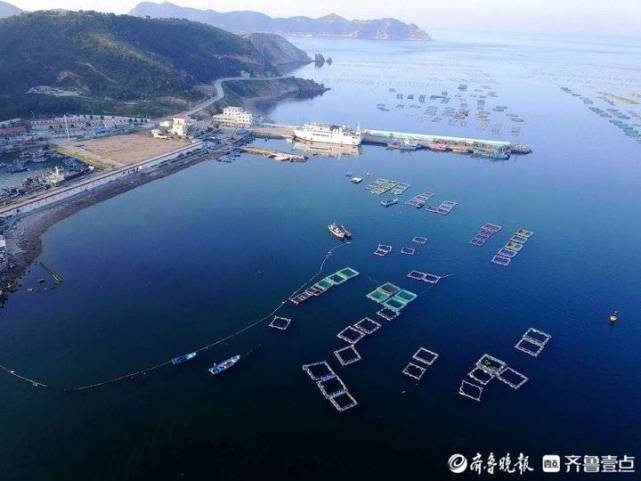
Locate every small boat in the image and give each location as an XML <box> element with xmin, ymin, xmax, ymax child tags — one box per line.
<box><xmin>209</xmin><ymin>355</ymin><xmax>241</xmax><ymax>376</ymax></box>
<box><xmin>171</xmin><ymin>352</ymin><xmax>197</xmax><ymax>365</ymax></box>
<box><xmin>380</xmin><ymin>198</ymin><xmax>399</xmax><ymax>207</ymax></box>
<box><xmin>350</xmin><ymin>176</ymin><xmax>363</xmax><ymax>184</ymax></box>
<box><xmin>328</xmin><ymin>221</ymin><xmax>350</xmax><ymax>240</ymax></box>
<box><xmin>609</xmin><ymin>311</ymin><xmax>619</xmax><ymax>323</ymax></box>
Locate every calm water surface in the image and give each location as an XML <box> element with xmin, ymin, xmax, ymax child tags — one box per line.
<box><xmin>1</xmin><ymin>36</ymin><xmax>641</xmax><ymax>480</ymax></box>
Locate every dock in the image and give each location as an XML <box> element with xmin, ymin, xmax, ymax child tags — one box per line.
<box><xmin>239</xmin><ymin>146</ymin><xmax>307</xmax><ymax>162</ymax></box>
<box><xmin>250</xmin><ymin>123</ymin><xmax>525</xmax><ymax>160</ymax></box>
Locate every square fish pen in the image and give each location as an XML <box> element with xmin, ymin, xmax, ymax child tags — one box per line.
<box><xmin>407</xmin><ymin>270</ymin><xmax>427</xmax><ymax>281</ymax></box>
<box><xmin>394</xmin><ymin>289</ymin><xmax>418</xmax><ymax>304</ymax></box>
<box><xmin>269</xmin><ymin>316</ymin><xmax>292</xmax><ymax>331</ymax></box>
<box><xmin>476</xmin><ymin>354</ymin><xmax>507</xmax><ymax>376</ymax></box>
<box><xmin>382</xmin><ymin>297</ymin><xmax>407</xmax><ymax>312</ymax></box>
<box><xmin>377</xmin><ymin>307</ymin><xmax>399</xmax><ymax>321</ymax></box>
<box><xmin>412</xmin><ymin>236</ymin><xmax>428</xmax><ymax>244</ymax></box>
<box><xmin>317</xmin><ymin>376</ymin><xmax>347</xmax><ymax>399</ymax></box>
<box><xmin>402</xmin><ymin>362</ymin><xmax>426</xmax><ymax>381</ymax></box>
<box><xmin>497</xmin><ymin>367</ymin><xmax>528</xmax><ymax>389</ymax></box>
<box><xmin>353</xmin><ymin>317</ymin><xmax>381</xmax><ymax>335</ymax></box>
<box><xmin>497</xmin><ymin>248</ymin><xmax>517</xmax><ymax>258</ymax></box>
<box><xmin>405</xmin><ymin>192</ymin><xmax>435</xmax><ymax>208</ymax></box>
<box><xmin>412</xmin><ymin>347</ymin><xmax>439</xmax><ymax>366</ymax></box>
<box><xmin>459</xmin><ymin>380</ymin><xmax>484</xmax><ymax>402</ymax></box>
<box><xmin>337</xmin><ymin>267</ymin><xmax>359</xmax><ymax>280</ymax></box>
<box><xmin>423</xmin><ymin>273</ymin><xmax>442</xmax><ymax>284</ymax></box>
<box><xmin>302</xmin><ymin>361</ymin><xmax>336</xmax><ymax>381</ymax></box>
<box><xmin>337</xmin><ymin>326</ymin><xmax>366</xmax><ymax>344</ymax></box>
<box><xmin>379</xmin><ymin>282</ymin><xmax>401</xmax><ymax>296</ymax></box>
<box><xmin>334</xmin><ymin>345</ymin><xmax>362</xmax><ymax>366</ymax></box>
<box><xmin>467</xmin><ymin>366</ymin><xmax>496</xmax><ymax>385</ymax></box>
<box><xmin>366</xmin><ymin>287</ymin><xmax>393</xmax><ymax>303</ymax></box>
<box><xmin>427</xmin><ymin>200</ymin><xmax>458</xmax><ymax>215</ymax></box>
<box><xmin>515</xmin><ymin>327</ymin><xmax>551</xmax><ymax>357</ymax></box>
<box><xmin>401</xmin><ymin>247</ymin><xmax>416</xmax><ymax>255</ymax></box>
<box><xmin>329</xmin><ymin>391</ymin><xmax>359</xmax><ymax>412</ymax></box>
<box><xmin>491</xmin><ymin>254</ymin><xmax>511</xmax><ymax>266</ymax></box>
<box><xmin>481</xmin><ymin>223</ymin><xmax>502</xmax><ymax>233</ymax></box>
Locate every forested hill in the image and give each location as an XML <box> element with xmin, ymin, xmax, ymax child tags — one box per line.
<box><xmin>0</xmin><ymin>10</ymin><xmax>306</xmax><ymax>117</ymax></box>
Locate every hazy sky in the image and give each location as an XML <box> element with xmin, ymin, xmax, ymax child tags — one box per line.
<box><xmin>11</xmin><ymin>0</ymin><xmax>641</xmax><ymax>37</ymax></box>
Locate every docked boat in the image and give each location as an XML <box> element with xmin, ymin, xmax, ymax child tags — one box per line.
<box><xmin>328</xmin><ymin>221</ymin><xmax>351</xmax><ymax>240</ymax></box>
<box><xmin>209</xmin><ymin>355</ymin><xmax>241</xmax><ymax>375</ymax></box>
<box><xmin>293</xmin><ymin>122</ymin><xmax>362</xmax><ymax>146</ymax></box>
<box><xmin>380</xmin><ymin>198</ymin><xmax>399</xmax><ymax>207</ymax></box>
<box><xmin>171</xmin><ymin>352</ymin><xmax>197</xmax><ymax>365</ymax></box>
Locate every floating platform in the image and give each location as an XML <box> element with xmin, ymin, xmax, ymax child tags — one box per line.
<box><xmin>476</xmin><ymin>354</ymin><xmax>507</xmax><ymax>376</ymax></box>
<box><xmin>405</xmin><ymin>192</ymin><xmax>434</xmax><ymax>208</ymax></box>
<box><xmin>373</xmin><ymin>244</ymin><xmax>393</xmax><ymax>257</ymax></box>
<box><xmin>467</xmin><ymin>366</ymin><xmax>496</xmax><ymax>385</ymax></box>
<box><xmin>302</xmin><ymin>361</ymin><xmax>335</xmax><ymax>381</ymax></box>
<box><xmin>412</xmin><ymin>347</ymin><xmax>439</xmax><ymax>366</ymax></box>
<box><xmin>377</xmin><ymin>307</ymin><xmax>399</xmax><ymax>321</ymax></box>
<box><xmin>402</xmin><ymin>362</ymin><xmax>426</xmax><ymax>381</ymax></box>
<box><xmin>329</xmin><ymin>391</ymin><xmax>359</xmax><ymax>412</ymax></box>
<box><xmin>407</xmin><ymin>270</ymin><xmax>427</xmax><ymax>281</ymax></box>
<box><xmin>353</xmin><ymin>317</ymin><xmax>381</xmax><ymax>335</ymax></box>
<box><xmin>334</xmin><ymin>345</ymin><xmax>362</xmax><ymax>366</ymax></box>
<box><xmin>497</xmin><ymin>367</ymin><xmax>528</xmax><ymax>389</ymax></box>
<box><xmin>491</xmin><ymin>254</ymin><xmax>511</xmax><ymax>266</ymax></box>
<box><xmin>426</xmin><ymin>200</ymin><xmax>457</xmax><ymax>215</ymax></box>
<box><xmin>291</xmin><ymin>267</ymin><xmax>360</xmax><ymax>304</ymax></box>
<box><xmin>515</xmin><ymin>327</ymin><xmax>551</xmax><ymax>357</ymax></box>
<box><xmin>411</xmin><ymin>236</ymin><xmax>428</xmax><ymax>244</ymax></box>
<box><xmin>337</xmin><ymin>326</ymin><xmax>366</xmax><ymax>344</ymax></box>
<box><xmin>317</xmin><ymin>376</ymin><xmax>347</xmax><ymax>399</ymax></box>
<box><xmin>470</xmin><ymin>223</ymin><xmax>502</xmax><ymax>247</ymax></box>
<box><xmin>269</xmin><ymin>316</ymin><xmax>292</xmax><ymax>331</ymax></box>
<box><xmin>459</xmin><ymin>380</ymin><xmax>483</xmax><ymax>402</ymax></box>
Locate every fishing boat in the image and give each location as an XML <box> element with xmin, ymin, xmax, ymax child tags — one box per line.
<box><xmin>328</xmin><ymin>221</ymin><xmax>351</xmax><ymax>240</ymax></box>
<box><xmin>208</xmin><ymin>355</ymin><xmax>241</xmax><ymax>376</ymax></box>
<box><xmin>171</xmin><ymin>352</ymin><xmax>197</xmax><ymax>365</ymax></box>
<box><xmin>350</xmin><ymin>176</ymin><xmax>363</xmax><ymax>184</ymax></box>
<box><xmin>380</xmin><ymin>198</ymin><xmax>399</xmax><ymax>207</ymax></box>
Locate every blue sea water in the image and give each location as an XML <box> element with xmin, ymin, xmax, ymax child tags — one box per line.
<box><xmin>1</xmin><ymin>36</ymin><xmax>641</xmax><ymax>480</ymax></box>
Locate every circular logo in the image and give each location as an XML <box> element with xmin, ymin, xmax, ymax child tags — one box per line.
<box><xmin>448</xmin><ymin>454</ymin><xmax>468</xmax><ymax>474</ymax></box>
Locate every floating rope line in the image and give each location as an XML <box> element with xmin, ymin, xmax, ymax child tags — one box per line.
<box><xmin>64</xmin><ymin>242</ymin><xmax>348</xmax><ymax>393</ymax></box>
<box><xmin>0</xmin><ymin>364</ymin><xmax>48</xmax><ymax>388</ymax></box>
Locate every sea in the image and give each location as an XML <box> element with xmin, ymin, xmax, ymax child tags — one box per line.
<box><xmin>1</xmin><ymin>34</ymin><xmax>641</xmax><ymax>480</ymax></box>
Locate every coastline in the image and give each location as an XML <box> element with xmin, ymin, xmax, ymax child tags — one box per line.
<box><xmin>0</xmin><ymin>150</ymin><xmax>215</xmax><ymax>301</ymax></box>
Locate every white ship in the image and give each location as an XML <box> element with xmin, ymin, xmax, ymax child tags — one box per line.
<box><xmin>293</xmin><ymin>122</ymin><xmax>362</xmax><ymax>146</ymax></box>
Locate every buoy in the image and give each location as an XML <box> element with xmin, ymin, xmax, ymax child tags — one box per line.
<box><xmin>609</xmin><ymin>311</ymin><xmax>618</xmax><ymax>323</ymax></box>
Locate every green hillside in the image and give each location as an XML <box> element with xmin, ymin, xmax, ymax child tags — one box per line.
<box><xmin>0</xmin><ymin>10</ymin><xmax>282</xmax><ymax>117</ymax></box>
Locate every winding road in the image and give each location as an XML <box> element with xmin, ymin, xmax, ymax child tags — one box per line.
<box><xmin>186</xmin><ymin>75</ymin><xmax>290</xmax><ymax>116</ymax></box>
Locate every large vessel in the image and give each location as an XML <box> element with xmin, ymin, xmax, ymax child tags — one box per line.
<box><xmin>328</xmin><ymin>221</ymin><xmax>352</xmax><ymax>240</ymax></box>
<box><xmin>294</xmin><ymin>122</ymin><xmax>362</xmax><ymax>146</ymax></box>
<box><xmin>208</xmin><ymin>355</ymin><xmax>240</xmax><ymax>376</ymax></box>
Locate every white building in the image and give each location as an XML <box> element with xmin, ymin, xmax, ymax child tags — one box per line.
<box><xmin>171</xmin><ymin>115</ymin><xmax>193</xmax><ymax>138</ymax></box>
<box><xmin>212</xmin><ymin>107</ymin><xmax>253</xmax><ymax>128</ymax></box>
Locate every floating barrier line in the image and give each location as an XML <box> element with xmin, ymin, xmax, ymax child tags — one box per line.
<box><xmin>64</xmin><ymin>243</ymin><xmax>348</xmax><ymax>393</ymax></box>
<box><xmin>0</xmin><ymin>364</ymin><xmax>48</xmax><ymax>388</ymax></box>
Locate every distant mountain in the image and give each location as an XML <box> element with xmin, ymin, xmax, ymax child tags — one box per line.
<box><xmin>0</xmin><ymin>0</ymin><xmax>21</xmax><ymax>18</ymax></box>
<box><xmin>130</xmin><ymin>2</ymin><xmax>431</xmax><ymax>41</ymax></box>
<box><xmin>0</xmin><ymin>10</ymin><xmax>319</xmax><ymax>117</ymax></box>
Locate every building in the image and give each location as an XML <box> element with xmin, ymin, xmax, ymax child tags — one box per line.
<box><xmin>170</xmin><ymin>115</ymin><xmax>194</xmax><ymax>138</ymax></box>
<box><xmin>212</xmin><ymin>107</ymin><xmax>254</xmax><ymax>128</ymax></box>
